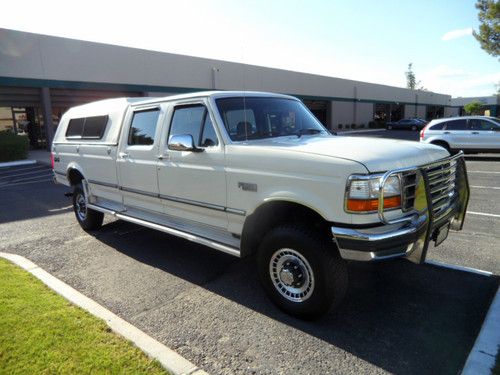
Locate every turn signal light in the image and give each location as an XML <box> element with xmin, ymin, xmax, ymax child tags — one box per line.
<box><xmin>346</xmin><ymin>196</ymin><xmax>401</xmax><ymax>212</ymax></box>
<box><xmin>50</xmin><ymin>152</ymin><xmax>55</xmax><ymax>169</ymax></box>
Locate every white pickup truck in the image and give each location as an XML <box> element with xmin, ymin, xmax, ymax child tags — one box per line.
<box><xmin>52</xmin><ymin>91</ymin><xmax>469</xmax><ymax>318</ymax></box>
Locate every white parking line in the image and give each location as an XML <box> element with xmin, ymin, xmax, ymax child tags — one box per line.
<box><xmin>425</xmin><ymin>259</ymin><xmax>492</xmax><ymax>276</ymax></box>
<box><xmin>470</xmin><ymin>185</ymin><xmax>500</xmax><ymax>190</ymax></box>
<box><xmin>0</xmin><ymin>178</ymin><xmax>53</xmax><ymax>188</ymax></box>
<box><xmin>467</xmin><ymin>171</ymin><xmax>500</xmax><ymax>174</ymax></box>
<box><xmin>48</xmin><ymin>205</ymin><xmax>73</xmax><ymax>212</ymax></box>
<box><xmin>0</xmin><ymin>169</ymin><xmax>51</xmax><ymax>179</ymax></box>
<box><xmin>467</xmin><ymin>211</ymin><xmax>500</xmax><ymax>218</ymax></box>
<box><xmin>0</xmin><ymin>164</ymin><xmax>47</xmax><ymax>175</ymax></box>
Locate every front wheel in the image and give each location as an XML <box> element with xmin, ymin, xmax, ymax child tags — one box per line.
<box><xmin>257</xmin><ymin>225</ymin><xmax>348</xmax><ymax>319</ymax></box>
<box><xmin>72</xmin><ymin>183</ymin><xmax>103</xmax><ymax>231</ymax></box>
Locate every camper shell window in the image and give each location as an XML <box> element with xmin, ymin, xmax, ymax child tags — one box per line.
<box><xmin>66</xmin><ymin>115</ymin><xmax>109</xmax><ymax>139</ymax></box>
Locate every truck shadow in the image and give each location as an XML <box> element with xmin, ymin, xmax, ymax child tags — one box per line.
<box><xmin>93</xmin><ymin>219</ymin><xmax>498</xmax><ymax>375</ymax></box>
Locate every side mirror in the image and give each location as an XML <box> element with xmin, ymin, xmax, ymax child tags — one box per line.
<box><xmin>168</xmin><ymin>134</ymin><xmax>203</xmax><ymax>152</ymax></box>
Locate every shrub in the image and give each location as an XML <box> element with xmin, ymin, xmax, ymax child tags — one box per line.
<box><xmin>351</xmin><ymin>123</ymin><xmax>356</xmax><ymax>129</ymax></box>
<box><xmin>338</xmin><ymin>124</ymin><xmax>343</xmax><ymax>129</ymax></box>
<box><xmin>0</xmin><ymin>131</ymin><xmax>29</xmax><ymax>162</ymax></box>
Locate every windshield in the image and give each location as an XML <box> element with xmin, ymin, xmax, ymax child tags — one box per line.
<box><xmin>215</xmin><ymin>97</ymin><xmax>329</xmax><ymax>141</ymax></box>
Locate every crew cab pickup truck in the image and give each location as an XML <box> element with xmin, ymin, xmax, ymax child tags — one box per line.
<box><xmin>52</xmin><ymin>91</ymin><xmax>469</xmax><ymax>318</ymax></box>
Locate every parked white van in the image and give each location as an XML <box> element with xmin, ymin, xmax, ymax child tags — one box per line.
<box><xmin>52</xmin><ymin>91</ymin><xmax>470</xmax><ymax>318</ymax></box>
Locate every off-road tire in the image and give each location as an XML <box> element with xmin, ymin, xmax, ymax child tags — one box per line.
<box><xmin>257</xmin><ymin>225</ymin><xmax>348</xmax><ymax>319</ymax></box>
<box><xmin>72</xmin><ymin>183</ymin><xmax>104</xmax><ymax>231</ymax></box>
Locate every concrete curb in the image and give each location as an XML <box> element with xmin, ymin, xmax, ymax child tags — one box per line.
<box><xmin>0</xmin><ymin>252</ymin><xmax>208</xmax><ymax>375</ymax></box>
<box><xmin>462</xmin><ymin>287</ymin><xmax>500</xmax><ymax>375</ymax></box>
<box><xmin>0</xmin><ymin>159</ymin><xmax>36</xmax><ymax>168</ymax></box>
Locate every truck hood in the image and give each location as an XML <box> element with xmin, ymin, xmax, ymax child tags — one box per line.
<box><xmin>243</xmin><ymin>135</ymin><xmax>449</xmax><ymax>172</ymax></box>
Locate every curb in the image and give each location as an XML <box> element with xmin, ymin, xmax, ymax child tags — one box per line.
<box><xmin>462</xmin><ymin>287</ymin><xmax>500</xmax><ymax>375</ymax></box>
<box><xmin>0</xmin><ymin>159</ymin><xmax>36</xmax><ymax>168</ymax></box>
<box><xmin>0</xmin><ymin>252</ymin><xmax>208</xmax><ymax>375</ymax></box>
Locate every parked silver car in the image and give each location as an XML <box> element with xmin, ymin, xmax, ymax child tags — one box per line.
<box><xmin>420</xmin><ymin>116</ymin><xmax>500</xmax><ymax>153</ymax></box>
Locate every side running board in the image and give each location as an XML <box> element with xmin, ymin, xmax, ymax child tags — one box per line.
<box><xmin>86</xmin><ymin>203</ymin><xmax>241</xmax><ymax>258</ymax></box>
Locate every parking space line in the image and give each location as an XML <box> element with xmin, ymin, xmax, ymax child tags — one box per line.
<box><xmin>0</xmin><ymin>178</ymin><xmax>53</xmax><ymax>188</ymax></box>
<box><xmin>0</xmin><ymin>165</ymin><xmax>47</xmax><ymax>175</ymax></box>
<box><xmin>0</xmin><ymin>169</ymin><xmax>52</xmax><ymax>179</ymax></box>
<box><xmin>467</xmin><ymin>171</ymin><xmax>500</xmax><ymax>174</ymax></box>
<box><xmin>470</xmin><ymin>185</ymin><xmax>500</xmax><ymax>190</ymax></box>
<box><xmin>425</xmin><ymin>259</ymin><xmax>492</xmax><ymax>276</ymax></box>
<box><xmin>467</xmin><ymin>211</ymin><xmax>500</xmax><ymax>218</ymax></box>
<box><xmin>0</xmin><ymin>172</ymin><xmax>53</xmax><ymax>183</ymax></box>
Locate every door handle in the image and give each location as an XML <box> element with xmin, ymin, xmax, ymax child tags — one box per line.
<box><xmin>157</xmin><ymin>153</ymin><xmax>170</xmax><ymax>160</ymax></box>
<box><xmin>444</xmin><ymin>132</ymin><xmax>450</xmax><ymax>134</ymax></box>
<box><xmin>118</xmin><ymin>152</ymin><xmax>129</xmax><ymax>158</ymax></box>
<box><xmin>471</xmin><ymin>132</ymin><xmax>479</xmax><ymax>134</ymax></box>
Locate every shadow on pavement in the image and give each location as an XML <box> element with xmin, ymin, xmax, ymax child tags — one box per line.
<box><xmin>93</xmin><ymin>220</ymin><xmax>499</xmax><ymax>375</ymax></box>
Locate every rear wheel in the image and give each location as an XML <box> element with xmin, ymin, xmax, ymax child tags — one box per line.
<box><xmin>72</xmin><ymin>183</ymin><xmax>103</xmax><ymax>231</ymax></box>
<box><xmin>257</xmin><ymin>225</ymin><xmax>348</xmax><ymax>319</ymax></box>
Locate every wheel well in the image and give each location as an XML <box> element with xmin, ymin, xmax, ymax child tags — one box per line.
<box><xmin>67</xmin><ymin>169</ymin><xmax>84</xmax><ymax>186</ymax></box>
<box><xmin>431</xmin><ymin>140</ymin><xmax>449</xmax><ymax>147</ymax></box>
<box><xmin>240</xmin><ymin>201</ymin><xmax>330</xmax><ymax>257</ymax></box>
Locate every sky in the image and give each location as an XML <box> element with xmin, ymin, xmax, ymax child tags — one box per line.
<box><xmin>0</xmin><ymin>0</ymin><xmax>498</xmax><ymax>97</ymax></box>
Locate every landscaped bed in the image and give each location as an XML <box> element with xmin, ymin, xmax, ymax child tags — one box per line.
<box><xmin>0</xmin><ymin>258</ymin><xmax>169</xmax><ymax>374</ymax></box>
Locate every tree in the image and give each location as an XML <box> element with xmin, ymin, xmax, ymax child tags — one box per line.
<box><xmin>405</xmin><ymin>63</ymin><xmax>416</xmax><ymax>89</ymax></box>
<box><xmin>464</xmin><ymin>100</ymin><xmax>484</xmax><ymax>115</ymax></box>
<box><xmin>405</xmin><ymin>63</ymin><xmax>426</xmax><ymax>90</ymax></box>
<box><xmin>473</xmin><ymin>0</ymin><xmax>500</xmax><ymax>57</ymax></box>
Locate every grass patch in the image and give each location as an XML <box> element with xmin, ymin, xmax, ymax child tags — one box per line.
<box><xmin>0</xmin><ymin>131</ymin><xmax>29</xmax><ymax>162</ymax></box>
<box><xmin>0</xmin><ymin>258</ymin><xmax>169</xmax><ymax>374</ymax></box>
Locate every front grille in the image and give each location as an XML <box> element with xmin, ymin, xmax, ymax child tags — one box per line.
<box><xmin>402</xmin><ymin>157</ymin><xmax>458</xmax><ymax>220</ymax></box>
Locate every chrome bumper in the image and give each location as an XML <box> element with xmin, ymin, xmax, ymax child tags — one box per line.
<box><xmin>332</xmin><ymin>153</ymin><xmax>470</xmax><ymax>264</ymax></box>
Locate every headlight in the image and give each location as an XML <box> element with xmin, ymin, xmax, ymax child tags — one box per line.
<box><xmin>345</xmin><ymin>174</ymin><xmax>401</xmax><ymax>213</ymax></box>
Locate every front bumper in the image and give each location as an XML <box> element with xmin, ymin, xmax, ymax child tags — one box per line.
<box><xmin>331</xmin><ymin>153</ymin><xmax>469</xmax><ymax>264</ymax></box>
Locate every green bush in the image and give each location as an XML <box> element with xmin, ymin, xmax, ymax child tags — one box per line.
<box><xmin>0</xmin><ymin>131</ymin><xmax>29</xmax><ymax>162</ymax></box>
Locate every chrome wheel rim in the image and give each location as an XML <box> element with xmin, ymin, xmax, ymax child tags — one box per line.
<box><xmin>269</xmin><ymin>248</ymin><xmax>315</xmax><ymax>302</ymax></box>
<box><xmin>75</xmin><ymin>193</ymin><xmax>87</xmax><ymax>221</ymax></box>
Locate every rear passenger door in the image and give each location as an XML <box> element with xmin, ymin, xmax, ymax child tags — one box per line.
<box><xmin>117</xmin><ymin>106</ymin><xmax>164</xmax><ymax>214</ymax></box>
<box><xmin>157</xmin><ymin>102</ymin><xmax>227</xmax><ymax>230</ymax></box>
<box><xmin>443</xmin><ymin>119</ymin><xmax>469</xmax><ymax>149</ymax></box>
<box><xmin>467</xmin><ymin>118</ymin><xmax>500</xmax><ymax>150</ymax></box>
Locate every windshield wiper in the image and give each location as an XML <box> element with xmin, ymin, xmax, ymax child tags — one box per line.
<box><xmin>295</xmin><ymin>128</ymin><xmax>323</xmax><ymax>138</ymax></box>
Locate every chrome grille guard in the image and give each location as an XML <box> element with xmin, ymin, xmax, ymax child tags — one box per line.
<box><xmin>378</xmin><ymin>151</ymin><xmax>469</xmax><ymax>229</ymax></box>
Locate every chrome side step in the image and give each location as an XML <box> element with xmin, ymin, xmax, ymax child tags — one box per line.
<box><xmin>87</xmin><ymin>203</ymin><xmax>241</xmax><ymax>258</ymax></box>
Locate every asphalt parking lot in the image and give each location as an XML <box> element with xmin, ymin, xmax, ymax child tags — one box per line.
<box><xmin>0</xmin><ymin>136</ymin><xmax>498</xmax><ymax>375</ymax></box>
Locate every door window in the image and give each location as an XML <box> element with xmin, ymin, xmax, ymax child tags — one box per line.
<box><xmin>468</xmin><ymin>119</ymin><xmax>497</xmax><ymax>131</ymax></box>
<box><xmin>444</xmin><ymin>119</ymin><xmax>467</xmax><ymax>130</ymax></box>
<box><xmin>128</xmin><ymin>109</ymin><xmax>160</xmax><ymax>145</ymax></box>
<box><xmin>169</xmin><ymin>105</ymin><xmax>219</xmax><ymax>147</ymax></box>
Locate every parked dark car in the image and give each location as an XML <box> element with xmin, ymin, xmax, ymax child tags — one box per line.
<box><xmin>386</xmin><ymin>118</ymin><xmax>426</xmax><ymax>131</ymax></box>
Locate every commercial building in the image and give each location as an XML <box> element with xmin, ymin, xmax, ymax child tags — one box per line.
<box><xmin>449</xmin><ymin>95</ymin><xmax>499</xmax><ymax>117</ymax></box>
<box><xmin>0</xmin><ymin>28</ymin><xmax>453</xmax><ymax>149</ymax></box>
